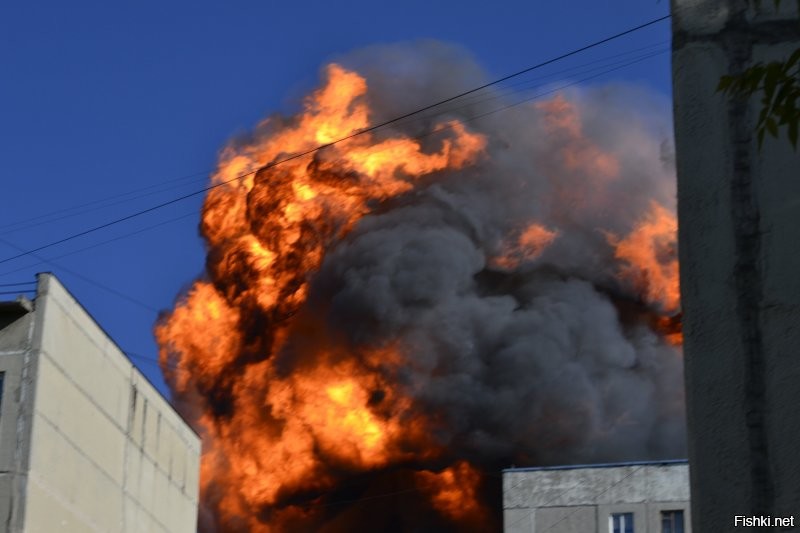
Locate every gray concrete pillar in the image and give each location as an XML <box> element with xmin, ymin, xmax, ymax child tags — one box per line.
<box><xmin>671</xmin><ymin>0</ymin><xmax>800</xmax><ymax>530</ymax></box>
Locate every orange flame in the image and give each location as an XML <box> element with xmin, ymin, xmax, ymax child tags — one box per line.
<box><xmin>156</xmin><ymin>62</ymin><xmax>681</xmax><ymax>531</ymax></box>
<box><xmin>156</xmin><ymin>64</ymin><xmax>487</xmax><ymax>531</ymax></box>
<box><xmin>493</xmin><ymin>223</ymin><xmax>559</xmax><ymax>269</ymax></box>
<box><xmin>610</xmin><ymin>200</ymin><xmax>680</xmax><ymax>315</ymax></box>
<box><xmin>415</xmin><ymin>461</ymin><xmax>490</xmax><ymax>529</ymax></box>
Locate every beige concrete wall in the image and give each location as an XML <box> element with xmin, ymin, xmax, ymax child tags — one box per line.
<box><xmin>503</xmin><ymin>462</ymin><xmax>690</xmax><ymax>532</ymax></box>
<box><xmin>671</xmin><ymin>1</ymin><xmax>800</xmax><ymax>530</ymax></box>
<box><xmin>18</xmin><ymin>274</ymin><xmax>200</xmax><ymax>533</ymax></box>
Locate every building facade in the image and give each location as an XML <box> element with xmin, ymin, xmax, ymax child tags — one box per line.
<box><xmin>0</xmin><ymin>273</ymin><xmax>200</xmax><ymax>532</ymax></box>
<box><xmin>671</xmin><ymin>1</ymin><xmax>800</xmax><ymax>530</ymax></box>
<box><xmin>503</xmin><ymin>460</ymin><xmax>690</xmax><ymax>533</ymax></box>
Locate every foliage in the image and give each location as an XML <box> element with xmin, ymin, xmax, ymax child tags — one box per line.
<box><xmin>718</xmin><ymin>49</ymin><xmax>800</xmax><ymax>149</ymax></box>
<box><xmin>715</xmin><ymin>0</ymin><xmax>800</xmax><ymax>150</ymax></box>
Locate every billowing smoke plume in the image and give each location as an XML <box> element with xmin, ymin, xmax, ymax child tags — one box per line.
<box><xmin>157</xmin><ymin>41</ymin><xmax>685</xmax><ymax>532</ymax></box>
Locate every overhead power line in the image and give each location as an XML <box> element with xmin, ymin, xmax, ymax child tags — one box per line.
<box><xmin>0</xmin><ymin>211</ymin><xmax>197</xmax><ymax>279</ymax></box>
<box><xmin>0</xmin><ymin>173</ymin><xmax>207</xmax><ymax>237</ymax></box>
<box><xmin>0</xmin><ymin>21</ymin><xmax>671</xmax><ymax>393</ymax></box>
<box><xmin>0</xmin><ymin>48</ymin><xmax>665</xmax><ymax>285</ymax></box>
<box><xmin>0</xmin><ymin>236</ymin><xmax>158</xmax><ymax>312</ymax></box>
<box><xmin>0</xmin><ymin>14</ymin><xmax>670</xmax><ymax>268</ymax></box>
<box><xmin>0</xmin><ymin>48</ymin><xmax>668</xmax><ymax>386</ymax></box>
<box><xmin>0</xmin><ymin>289</ymin><xmax>36</xmax><ymax>296</ymax></box>
<box><xmin>394</xmin><ymin>46</ymin><xmax>670</xmax><ymax>131</ymax></box>
<box><xmin>0</xmin><ymin>40</ymin><xmax>667</xmax><ymax>336</ymax></box>
<box><xmin>0</xmin><ymin>40</ymin><xmax>667</xmax><ymax>242</ymax></box>
<box><xmin>0</xmin><ymin>281</ymin><xmax>35</xmax><ymax>287</ymax></box>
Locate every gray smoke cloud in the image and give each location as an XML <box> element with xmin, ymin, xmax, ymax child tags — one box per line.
<box><xmin>167</xmin><ymin>40</ymin><xmax>686</xmax><ymax>532</ymax></box>
<box><xmin>305</xmin><ymin>40</ymin><xmax>685</xmax><ymax>465</ymax></box>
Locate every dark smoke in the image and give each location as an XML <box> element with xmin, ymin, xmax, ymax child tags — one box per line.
<box><xmin>312</xmin><ymin>40</ymin><xmax>685</xmax><ymax>464</ymax></box>
<box><xmin>169</xmin><ymin>40</ymin><xmax>685</xmax><ymax>532</ymax></box>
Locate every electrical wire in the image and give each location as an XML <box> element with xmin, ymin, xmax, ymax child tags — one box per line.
<box><xmin>0</xmin><ymin>174</ymin><xmax>207</xmax><ymax>237</ymax></box>
<box><xmin>0</xmin><ymin>236</ymin><xmax>158</xmax><ymax>312</ymax></box>
<box><xmin>0</xmin><ymin>170</ymin><xmax>207</xmax><ymax>235</ymax></box>
<box><xmin>0</xmin><ymin>281</ymin><xmax>35</xmax><ymax>287</ymax></box>
<box><xmin>0</xmin><ymin>42</ymin><xmax>669</xmax><ymax>369</ymax></box>
<box><xmin>389</xmin><ymin>41</ymin><xmax>670</xmax><ymax>129</ymax></box>
<box><xmin>0</xmin><ymin>14</ymin><xmax>670</xmax><ymax>268</ymax></box>
<box><xmin>0</xmin><ymin>211</ymin><xmax>197</xmax><ymax>279</ymax></box>
<box><xmin>0</xmin><ymin>289</ymin><xmax>36</xmax><ymax>295</ymax></box>
<box><xmin>0</xmin><ymin>18</ymin><xmax>672</xmax><ymax>411</ymax></box>
<box><xmin>0</xmin><ymin>41</ymin><xmax>668</xmax><ymax>247</ymax></box>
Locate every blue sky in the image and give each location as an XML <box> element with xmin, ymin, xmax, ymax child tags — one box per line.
<box><xmin>0</xmin><ymin>1</ymin><xmax>672</xmax><ymax>396</ymax></box>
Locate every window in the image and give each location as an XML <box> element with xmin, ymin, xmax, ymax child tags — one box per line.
<box><xmin>610</xmin><ymin>512</ymin><xmax>634</xmax><ymax>533</ymax></box>
<box><xmin>661</xmin><ymin>510</ymin><xmax>685</xmax><ymax>533</ymax></box>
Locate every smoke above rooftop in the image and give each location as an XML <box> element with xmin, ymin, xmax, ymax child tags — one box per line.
<box><xmin>156</xmin><ymin>40</ymin><xmax>685</xmax><ymax>532</ymax></box>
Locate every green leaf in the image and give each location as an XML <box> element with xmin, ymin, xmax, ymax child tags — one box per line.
<box><xmin>748</xmin><ymin>65</ymin><xmax>767</xmax><ymax>93</ymax></box>
<box><xmin>763</xmin><ymin>64</ymin><xmax>781</xmax><ymax>102</ymax></box>
<box><xmin>785</xmin><ymin>49</ymin><xmax>800</xmax><ymax>71</ymax></box>
<box><xmin>717</xmin><ymin>40</ymin><xmax>800</xmax><ymax>151</ymax></box>
<box><xmin>766</xmin><ymin>117</ymin><xmax>779</xmax><ymax>138</ymax></box>
<box><xmin>773</xmin><ymin>82</ymin><xmax>793</xmax><ymax>122</ymax></box>
<box><xmin>718</xmin><ymin>76</ymin><xmax>734</xmax><ymax>92</ymax></box>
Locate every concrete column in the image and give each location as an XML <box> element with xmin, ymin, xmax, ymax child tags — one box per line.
<box><xmin>671</xmin><ymin>0</ymin><xmax>800</xmax><ymax>530</ymax></box>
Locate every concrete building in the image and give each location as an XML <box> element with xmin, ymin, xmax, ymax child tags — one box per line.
<box><xmin>0</xmin><ymin>273</ymin><xmax>201</xmax><ymax>532</ymax></box>
<box><xmin>671</xmin><ymin>1</ymin><xmax>800</xmax><ymax>530</ymax></box>
<box><xmin>503</xmin><ymin>460</ymin><xmax>690</xmax><ymax>533</ymax></box>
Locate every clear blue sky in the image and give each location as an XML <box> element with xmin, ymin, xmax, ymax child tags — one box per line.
<box><xmin>0</xmin><ymin>0</ymin><xmax>672</xmax><ymax>396</ymax></box>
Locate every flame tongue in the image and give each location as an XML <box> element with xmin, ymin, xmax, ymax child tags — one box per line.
<box><xmin>157</xmin><ymin>48</ymin><xmax>684</xmax><ymax>533</ymax></box>
<box><xmin>159</xmin><ymin>63</ymin><xmax>493</xmax><ymax>531</ymax></box>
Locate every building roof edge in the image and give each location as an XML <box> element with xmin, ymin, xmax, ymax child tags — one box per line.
<box><xmin>502</xmin><ymin>458</ymin><xmax>688</xmax><ymax>473</ymax></box>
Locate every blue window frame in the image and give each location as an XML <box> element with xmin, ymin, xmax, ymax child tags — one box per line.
<box><xmin>610</xmin><ymin>512</ymin><xmax>634</xmax><ymax>533</ymax></box>
<box><xmin>661</xmin><ymin>509</ymin><xmax>685</xmax><ymax>533</ymax></box>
